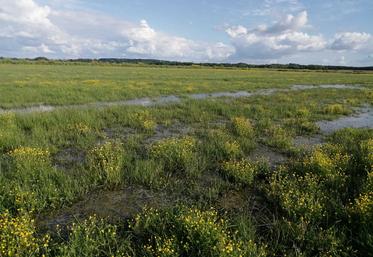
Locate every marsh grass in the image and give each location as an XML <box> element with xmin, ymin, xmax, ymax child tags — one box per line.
<box><xmin>1</xmin><ymin>63</ymin><xmax>372</xmax><ymax>108</ymax></box>
<box><xmin>0</xmin><ymin>64</ymin><xmax>372</xmax><ymax>256</ymax></box>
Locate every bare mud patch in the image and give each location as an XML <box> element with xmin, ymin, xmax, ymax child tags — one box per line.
<box><xmin>293</xmin><ymin>135</ymin><xmax>324</xmax><ymax>150</ymax></box>
<box><xmin>145</xmin><ymin>122</ymin><xmax>193</xmax><ymax>144</ymax></box>
<box><xmin>53</xmin><ymin>147</ymin><xmax>86</xmax><ymax>170</ymax></box>
<box><xmin>103</xmin><ymin>127</ymin><xmax>137</xmax><ymax>139</ymax></box>
<box><xmin>247</xmin><ymin>145</ymin><xmax>287</xmax><ymax>168</ymax></box>
<box><xmin>37</xmin><ymin>186</ymin><xmax>171</xmax><ymax>231</ymax></box>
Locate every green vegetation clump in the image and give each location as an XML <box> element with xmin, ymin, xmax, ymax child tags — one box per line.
<box><xmin>0</xmin><ymin>210</ymin><xmax>50</xmax><ymax>257</ymax></box>
<box><xmin>267</xmin><ymin>129</ymin><xmax>373</xmax><ymax>256</ymax></box>
<box><xmin>221</xmin><ymin>159</ymin><xmax>260</xmax><ymax>185</ymax></box>
<box><xmin>201</xmin><ymin>129</ymin><xmax>242</xmax><ymax>162</ymax></box>
<box><xmin>130</xmin><ymin>207</ymin><xmax>266</xmax><ymax>257</ymax></box>
<box><xmin>149</xmin><ymin>136</ymin><xmax>197</xmax><ymax>175</ymax></box>
<box><xmin>230</xmin><ymin>117</ymin><xmax>254</xmax><ymax>138</ymax></box>
<box><xmin>323</xmin><ymin>103</ymin><xmax>350</xmax><ymax>115</ymax></box>
<box><xmin>131</xmin><ymin>110</ymin><xmax>157</xmax><ymax>132</ymax></box>
<box><xmin>1</xmin><ymin>146</ymin><xmax>76</xmax><ymax>212</ymax></box>
<box><xmin>87</xmin><ymin>141</ymin><xmax>125</xmax><ymax>187</ymax></box>
<box><xmin>262</xmin><ymin>124</ymin><xmax>293</xmax><ymax>150</ymax></box>
<box><xmin>56</xmin><ymin>215</ymin><xmax>128</xmax><ymax>257</ymax></box>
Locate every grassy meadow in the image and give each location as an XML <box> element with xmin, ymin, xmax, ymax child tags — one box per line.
<box><xmin>0</xmin><ymin>63</ymin><xmax>373</xmax><ymax>256</ymax></box>
<box><xmin>1</xmin><ymin>63</ymin><xmax>373</xmax><ymax>108</ymax></box>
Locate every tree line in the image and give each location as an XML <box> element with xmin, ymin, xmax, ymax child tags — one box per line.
<box><xmin>1</xmin><ymin>57</ymin><xmax>372</xmax><ymax>71</ymax></box>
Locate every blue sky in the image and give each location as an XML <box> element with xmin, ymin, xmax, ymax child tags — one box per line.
<box><xmin>1</xmin><ymin>0</ymin><xmax>372</xmax><ymax>66</ymax></box>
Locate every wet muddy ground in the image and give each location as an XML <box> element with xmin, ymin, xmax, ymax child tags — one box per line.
<box><xmin>247</xmin><ymin>145</ymin><xmax>288</xmax><ymax>168</ymax></box>
<box><xmin>37</xmin><ymin>186</ymin><xmax>173</xmax><ymax>231</ymax></box>
<box><xmin>31</xmin><ymin>84</ymin><xmax>373</xmax><ymax>232</ymax></box>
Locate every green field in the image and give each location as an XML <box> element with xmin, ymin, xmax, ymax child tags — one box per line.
<box><xmin>0</xmin><ymin>63</ymin><xmax>372</xmax><ymax>256</ymax></box>
<box><xmin>1</xmin><ymin>63</ymin><xmax>373</xmax><ymax>108</ymax></box>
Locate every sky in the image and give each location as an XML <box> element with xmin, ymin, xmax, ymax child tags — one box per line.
<box><xmin>0</xmin><ymin>0</ymin><xmax>372</xmax><ymax>66</ymax></box>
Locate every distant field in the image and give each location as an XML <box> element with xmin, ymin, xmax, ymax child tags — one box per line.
<box><xmin>1</xmin><ymin>63</ymin><xmax>373</xmax><ymax>108</ymax></box>
<box><xmin>0</xmin><ymin>63</ymin><xmax>372</xmax><ymax>256</ymax></box>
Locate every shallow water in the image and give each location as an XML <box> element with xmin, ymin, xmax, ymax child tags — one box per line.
<box><xmin>317</xmin><ymin>107</ymin><xmax>373</xmax><ymax>134</ymax></box>
<box><xmin>0</xmin><ymin>84</ymin><xmax>364</xmax><ymax>115</ymax></box>
<box><xmin>292</xmin><ymin>107</ymin><xmax>373</xmax><ymax>149</ymax></box>
<box><xmin>291</xmin><ymin>84</ymin><xmax>362</xmax><ymax>90</ymax></box>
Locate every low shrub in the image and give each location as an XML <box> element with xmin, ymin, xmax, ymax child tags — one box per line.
<box><xmin>284</xmin><ymin>118</ymin><xmax>319</xmax><ymax>135</ymax></box>
<box><xmin>263</xmin><ymin>125</ymin><xmax>293</xmax><ymax>150</ymax></box>
<box><xmin>3</xmin><ymin>146</ymin><xmax>75</xmax><ymax>211</ymax></box>
<box><xmin>9</xmin><ymin>146</ymin><xmax>51</xmax><ymax>171</ymax></box>
<box><xmin>268</xmin><ymin>134</ymin><xmax>373</xmax><ymax>256</ymax></box>
<box><xmin>0</xmin><ymin>210</ymin><xmax>50</xmax><ymax>257</ymax></box>
<box><xmin>202</xmin><ymin>130</ymin><xmax>242</xmax><ymax>162</ymax></box>
<box><xmin>131</xmin><ymin>207</ymin><xmax>266</xmax><ymax>257</ymax></box>
<box><xmin>230</xmin><ymin>117</ymin><xmax>254</xmax><ymax>138</ymax></box>
<box><xmin>56</xmin><ymin>215</ymin><xmax>130</xmax><ymax>257</ymax></box>
<box><xmin>68</xmin><ymin>122</ymin><xmax>92</xmax><ymax>136</ymax></box>
<box><xmin>0</xmin><ymin>113</ymin><xmax>24</xmax><ymax>150</ymax></box>
<box><xmin>323</xmin><ymin>104</ymin><xmax>350</xmax><ymax>115</ymax></box>
<box><xmin>360</xmin><ymin>139</ymin><xmax>373</xmax><ymax>172</ymax></box>
<box><xmin>149</xmin><ymin>136</ymin><xmax>197</xmax><ymax>175</ymax></box>
<box><xmin>349</xmin><ymin>171</ymin><xmax>373</xmax><ymax>254</ymax></box>
<box><xmin>130</xmin><ymin>110</ymin><xmax>156</xmax><ymax>132</ymax></box>
<box><xmin>87</xmin><ymin>141</ymin><xmax>125</xmax><ymax>187</ymax></box>
<box><xmin>221</xmin><ymin>159</ymin><xmax>259</xmax><ymax>185</ymax></box>
<box><xmin>269</xmin><ymin>167</ymin><xmax>326</xmax><ymax>221</ymax></box>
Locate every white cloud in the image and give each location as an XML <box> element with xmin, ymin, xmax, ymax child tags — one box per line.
<box><xmin>226</xmin><ymin>11</ymin><xmax>326</xmax><ymax>60</ymax></box>
<box><xmin>259</xmin><ymin>10</ymin><xmax>308</xmax><ymax>34</ymax></box>
<box><xmin>330</xmin><ymin>32</ymin><xmax>371</xmax><ymax>50</ymax></box>
<box><xmin>22</xmin><ymin>43</ymin><xmax>54</xmax><ymax>53</ymax></box>
<box><xmin>0</xmin><ymin>0</ymin><xmax>233</xmax><ymax>61</ymax></box>
<box><xmin>123</xmin><ymin>20</ymin><xmax>234</xmax><ymax>60</ymax></box>
<box><xmin>0</xmin><ymin>0</ymin><xmax>52</xmax><ymax>27</ymax></box>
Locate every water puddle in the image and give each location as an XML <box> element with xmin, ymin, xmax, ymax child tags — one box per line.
<box><xmin>0</xmin><ymin>84</ymin><xmax>364</xmax><ymax>115</ymax></box>
<box><xmin>317</xmin><ymin>107</ymin><xmax>373</xmax><ymax>134</ymax></box>
<box><xmin>291</xmin><ymin>84</ymin><xmax>361</xmax><ymax>90</ymax></box>
<box><xmin>292</xmin><ymin>107</ymin><xmax>373</xmax><ymax>150</ymax></box>
<box><xmin>0</xmin><ymin>105</ymin><xmax>56</xmax><ymax>115</ymax></box>
<box><xmin>190</xmin><ymin>91</ymin><xmax>252</xmax><ymax>99</ymax></box>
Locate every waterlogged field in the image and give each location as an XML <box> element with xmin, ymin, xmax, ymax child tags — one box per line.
<box><xmin>0</xmin><ymin>63</ymin><xmax>373</xmax><ymax>256</ymax></box>
<box><xmin>1</xmin><ymin>63</ymin><xmax>373</xmax><ymax>108</ymax></box>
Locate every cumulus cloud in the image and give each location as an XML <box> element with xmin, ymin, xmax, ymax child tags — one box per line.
<box><xmin>22</xmin><ymin>43</ymin><xmax>54</xmax><ymax>54</ymax></box>
<box><xmin>226</xmin><ymin>11</ymin><xmax>326</xmax><ymax>60</ymax></box>
<box><xmin>122</xmin><ymin>20</ymin><xmax>234</xmax><ymax>59</ymax></box>
<box><xmin>259</xmin><ymin>10</ymin><xmax>308</xmax><ymax>34</ymax></box>
<box><xmin>0</xmin><ymin>0</ymin><xmax>233</xmax><ymax>61</ymax></box>
<box><xmin>330</xmin><ymin>32</ymin><xmax>371</xmax><ymax>50</ymax></box>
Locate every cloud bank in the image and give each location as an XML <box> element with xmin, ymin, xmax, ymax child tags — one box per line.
<box><xmin>0</xmin><ymin>0</ymin><xmax>233</xmax><ymax>61</ymax></box>
<box><xmin>225</xmin><ymin>11</ymin><xmax>372</xmax><ymax>62</ymax></box>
